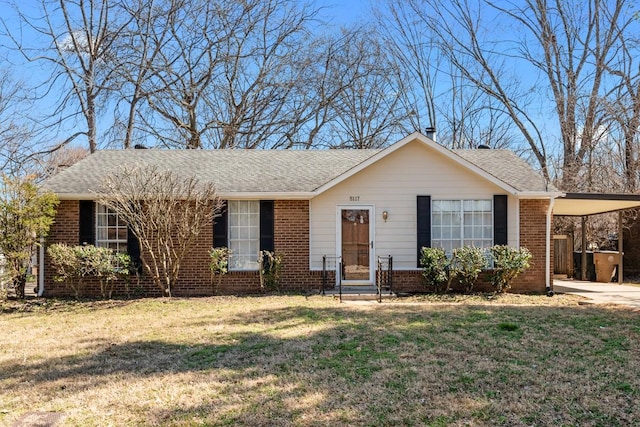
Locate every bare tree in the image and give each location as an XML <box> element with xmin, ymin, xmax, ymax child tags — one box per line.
<box><xmin>273</xmin><ymin>29</ymin><xmax>365</xmax><ymax>149</ymax></box>
<box><xmin>379</xmin><ymin>0</ymin><xmax>534</xmax><ymax>151</ymax></box>
<box><xmin>602</xmin><ymin>28</ymin><xmax>640</xmax><ymax>192</ymax></box>
<box><xmin>489</xmin><ymin>0</ymin><xmax>628</xmax><ymax>190</ymax></box>
<box><xmin>375</xmin><ymin>1</ymin><xmax>438</xmax><ymax>135</ymax></box>
<box><xmin>395</xmin><ymin>0</ymin><xmax>550</xmax><ymax>178</ymax></box>
<box><xmin>2</xmin><ymin>0</ymin><xmax>130</xmax><ymax>153</ymax></box>
<box><xmin>328</xmin><ymin>29</ymin><xmax>409</xmax><ymax>148</ymax></box>
<box><xmin>133</xmin><ymin>0</ymin><xmax>235</xmax><ymax>149</ymax></box>
<box><xmin>130</xmin><ymin>0</ymin><xmax>319</xmax><ymax>149</ymax></box>
<box><xmin>212</xmin><ymin>0</ymin><xmax>318</xmax><ymax>149</ymax></box>
<box><xmin>436</xmin><ymin>64</ymin><xmax>521</xmax><ymax>150</ymax></box>
<box><xmin>383</xmin><ymin>0</ymin><xmax>630</xmax><ymax>187</ymax></box>
<box><xmin>108</xmin><ymin>0</ymin><xmax>177</xmax><ymax>149</ymax></box>
<box><xmin>31</xmin><ymin>145</ymin><xmax>90</xmax><ymax>179</ymax></box>
<box><xmin>0</xmin><ymin>68</ymin><xmax>35</xmax><ymax>174</ymax></box>
<box><xmin>96</xmin><ymin>166</ymin><xmax>223</xmax><ymax>297</ymax></box>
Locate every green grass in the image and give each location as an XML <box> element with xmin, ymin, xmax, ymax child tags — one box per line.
<box><xmin>1</xmin><ymin>293</ymin><xmax>639</xmax><ymax>426</ymax></box>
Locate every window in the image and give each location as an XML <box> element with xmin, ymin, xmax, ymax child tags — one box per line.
<box><xmin>228</xmin><ymin>200</ymin><xmax>260</xmax><ymax>270</ymax></box>
<box><xmin>95</xmin><ymin>204</ymin><xmax>128</xmax><ymax>252</ymax></box>
<box><xmin>432</xmin><ymin>200</ymin><xmax>492</xmax><ymax>254</ymax></box>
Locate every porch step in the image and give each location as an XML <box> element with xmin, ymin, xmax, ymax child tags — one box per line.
<box><xmin>322</xmin><ymin>287</ymin><xmax>395</xmax><ymax>300</ymax></box>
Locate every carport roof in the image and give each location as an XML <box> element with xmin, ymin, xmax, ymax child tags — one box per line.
<box><xmin>553</xmin><ymin>192</ymin><xmax>640</xmax><ymax>216</ymax></box>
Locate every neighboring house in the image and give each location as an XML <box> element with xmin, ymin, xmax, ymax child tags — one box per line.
<box><xmin>41</xmin><ymin>132</ymin><xmax>563</xmax><ymax>297</ymax></box>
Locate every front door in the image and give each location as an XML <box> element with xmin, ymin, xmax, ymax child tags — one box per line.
<box><xmin>339</xmin><ymin>207</ymin><xmax>374</xmax><ymax>284</ymax></box>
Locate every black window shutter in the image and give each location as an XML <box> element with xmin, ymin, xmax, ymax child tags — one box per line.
<box><xmin>417</xmin><ymin>195</ymin><xmax>431</xmax><ymax>267</ymax></box>
<box><xmin>127</xmin><ymin>227</ymin><xmax>142</xmax><ymax>273</ymax></box>
<box><xmin>493</xmin><ymin>195</ymin><xmax>508</xmax><ymax>245</ymax></box>
<box><xmin>79</xmin><ymin>200</ymin><xmax>95</xmax><ymax>245</ymax></box>
<box><xmin>213</xmin><ymin>200</ymin><xmax>228</xmax><ymax>247</ymax></box>
<box><xmin>260</xmin><ymin>200</ymin><xmax>275</xmax><ymax>252</ymax></box>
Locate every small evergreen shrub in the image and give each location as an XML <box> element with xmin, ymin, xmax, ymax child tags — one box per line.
<box><xmin>489</xmin><ymin>245</ymin><xmax>532</xmax><ymax>293</ymax></box>
<box><xmin>451</xmin><ymin>246</ymin><xmax>487</xmax><ymax>292</ymax></box>
<box><xmin>419</xmin><ymin>247</ymin><xmax>453</xmax><ymax>293</ymax></box>
<box><xmin>259</xmin><ymin>250</ymin><xmax>283</xmax><ymax>292</ymax></box>
<box><xmin>209</xmin><ymin>247</ymin><xmax>229</xmax><ymax>294</ymax></box>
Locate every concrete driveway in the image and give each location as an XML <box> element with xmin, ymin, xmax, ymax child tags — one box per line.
<box><xmin>554</xmin><ymin>278</ymin><xmax>640</xmax><ymax>309</ymax></box>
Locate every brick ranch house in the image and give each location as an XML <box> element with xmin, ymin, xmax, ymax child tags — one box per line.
<box><xmin>40</xmin><ymin>132</ymin><xmax>565</xmax><ymax>297</ymax></box>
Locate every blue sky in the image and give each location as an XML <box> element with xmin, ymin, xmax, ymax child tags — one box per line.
<box><xmin>314</xmin><ymin>0</ymin><xmax>374</xmax><ymax>26</ymax></box>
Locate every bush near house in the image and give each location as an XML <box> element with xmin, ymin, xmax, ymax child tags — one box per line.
<box><xmin>420</xmin><ymin>247</ymin><xmax>454</xmax><ymax>293</ymax></box>
<box><xmin>0</xmin><ymin>175</ymin><xmax>58</xmax><ymax>299</ymax></box>
<box><xmin>421</xmin><ymin>245</ymin><xmax>532</xmax><ymax>294</ymax></box>
<box><xmin>209</xmin><ymin>247</ymin><xmax>229</xmax><ymax>294</ymax></box>
<box><xmin>489</xmin><ymin>245</ymin><xmax>532</xmax><ymax>293</ymax></box>
<box><xmin>259</xmin><ymin>250</ymin><xmax>283</xmax><ymax>292</ymax></box>
<box><xmin>451</xmin><ymin>246</ymin><xmax>487</xmax><ymax>293</ymax></box>
<box><xmin>48</xmin><ymin>243</ymin><xmax>130</xmax><ymax>299</ymax></box>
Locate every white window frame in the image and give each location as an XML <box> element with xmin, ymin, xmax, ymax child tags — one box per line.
<box><xmin>432</xmin><ymin>199</ymin><xmax>493</xmax><ymax>254</ymax></box>
<box><xmin>95</xmin><ymin>204</ymin><xmax>128</xmax><ymax>253</ymax></box>
<box><xmin>228</xmin><ymin>200</ymin><xmax>260</xmax><ymax>271</ymax></box>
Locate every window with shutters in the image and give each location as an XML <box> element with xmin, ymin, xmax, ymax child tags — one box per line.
<box><xmin>432</xmin><ymin>200</ymin><xmax>492</xmax><ymax>254</ymax></box>
<box><xmin>95</xmin><ymin>204</ymin><xmax>128</xmax><ymax>253</ymax></box>
<box><xmin>228</xmin><ymin>200</ymin><xmax>260</xmax><ymax>270</ymax></box>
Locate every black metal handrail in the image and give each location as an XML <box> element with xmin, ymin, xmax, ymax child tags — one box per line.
<box><xmin>321</xmin><ymin>255</ymin><xmax>342</xmax><ymax>298</ymax></box>
<box><xmin>376</xmin><ymin>255</ymin><xmax>393</xmax><ymax>303</ymax></box>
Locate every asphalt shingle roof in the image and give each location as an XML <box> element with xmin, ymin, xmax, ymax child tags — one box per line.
<box><xmin>42</xmin><ymin>149</ymin><xmax>381</xmax><ymax>196</ymax></box>
<box><xmin>42</xmin><ymin>143</ymin><xmax>555</xmax><ymax>197</ymax></box>
<box><xmin>453</xmin><ymin>149</ymin><xmax>557</xmax><ymax>192</ymax></box>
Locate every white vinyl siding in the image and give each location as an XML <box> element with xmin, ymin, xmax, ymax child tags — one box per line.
<box><xmin>228</xmin><ymin>200</ymin><xmax>260</xmax><ymax>271</ymax></box>
<box><xmin>309</xmin><ymin>139</ymin><xmax>518</xmax><ymax>270</ymax></box>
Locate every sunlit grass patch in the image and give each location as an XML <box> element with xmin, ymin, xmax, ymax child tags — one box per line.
<box><xmin>1</xmin><ymin>294</ymin><xmax>639</xmax><ymax>426</ymax></box>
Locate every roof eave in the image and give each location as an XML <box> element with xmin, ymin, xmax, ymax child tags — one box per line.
<box><xmin>55</xmin><ymin>191</ymin><xmax>317</xmax><ymax>201</ymax></box>
<box><xmin>217</xmin><ymin>192</ymin><xmax>315</xmax><ymax>200</ymax></box>
<box><xmin>516</xmin><ymin>191</ymin><xmax>565</xmax><ymax>199</ymax></box>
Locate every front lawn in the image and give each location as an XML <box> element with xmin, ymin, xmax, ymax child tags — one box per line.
<box><xmin>1</xmin><ymin>294</ymin><xmax>639</xmax><ymax>426</ymax></box>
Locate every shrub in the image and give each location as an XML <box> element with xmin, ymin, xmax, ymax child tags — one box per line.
<box><xmin>48</xmin><ymin>244</ymin><xmax>130</xmax><ymax>299</ymax></box>
<box><xmin>420</xmin><ymin>247</ymin><xmax>453</xmax><ymax>293</ymax></box>
<box><xmin>489</xmin><ymin>245</ymin><xmax>532</xmax><ymax>293</ymax></box>
<box><xmin>259</xmin><ymin>250</ymin><xmax>283</xmax><ymax>292</ymax></box>
<box><xmin>451</xmin><ymin>246</ymin><xmax>487</xmax><ymax>292</ymax></box>
<box><xmin>0</xmin><ymin>175</ymin><xmax>59</xmax><ymax>299</ymax></box>
<box><xmin>209</xmin><ymin>247</ymin><xmax>229</xmax><ymax>294</ymax></box>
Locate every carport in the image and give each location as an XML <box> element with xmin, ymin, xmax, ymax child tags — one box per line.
<box><xmin>553</xmin><ymin>193</ymin><xmax>640</xmax><ymax>285</ymax></box>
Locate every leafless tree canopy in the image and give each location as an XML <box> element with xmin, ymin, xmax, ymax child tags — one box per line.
<box><xmin>96</xmin><ymin>166</ymin><xmax>223</xmax><ymax>296</ymax></box>
<box><xmin>1</xmin><ymin>0</ymin><xmax>640</xmax><ymax>193</ymax></box>
<box><xmin>379</xmin><ymin>0</ymin><xmax>640</xmax><ymax>191</ymax></box>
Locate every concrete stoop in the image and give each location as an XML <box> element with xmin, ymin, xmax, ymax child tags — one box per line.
<box><xmin>321</xmin><ymin>286</ymin><xmax>395</xmax><ymax>301</ymax></box>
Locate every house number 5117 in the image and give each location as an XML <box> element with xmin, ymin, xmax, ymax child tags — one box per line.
<box><xmin>349</xmin><ymin>196</ymin><xmax>360</xmax><ymax>202</ymax></box>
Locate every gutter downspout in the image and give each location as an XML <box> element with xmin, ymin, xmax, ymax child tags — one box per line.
<box><xmin>38</xmin><ymin>236</ymin><xmax>45</xmax><ymax>297</ymax></box>
<box><xmin>546</xmin><ymin>198</ymin><xmax>555</xmax><ymax>296</ymax></box>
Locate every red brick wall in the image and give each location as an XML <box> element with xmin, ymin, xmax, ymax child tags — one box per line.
<box><xmin>274</xmin><ymin>200</ymin><xmax>321</xmax><ymax>291</ymax></box>
<box><xmin>43</xmin><ymin>198</ymin><xmax>551</xmax><ymax>297</ymax></box>
<box><xmin>511</xmin><ymin>199</ymin><xmax>551</xmax><ymax>292</ymax></box>
<box><xmin>44</xmin><ymin>199</ymin><xmax>323</xmax><ymax>297</ymax></box>
<box><xmin>44</xmin><ymin>200</ymin><xmax>80</xmax><ymax>297</ymax></box>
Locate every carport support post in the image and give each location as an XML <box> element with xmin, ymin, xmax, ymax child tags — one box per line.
<box><xmin>581</xmin><ymin>216</ymin><xmax>587</xmax><ymax>281</ymax></box>
<box><xmin>619</xmin><ymin>211</ymin><xmax>624</xmax><ymax>284</ymax></box>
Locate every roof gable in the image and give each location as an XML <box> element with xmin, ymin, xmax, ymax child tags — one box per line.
<box><xmin>314</xmin><ymin>132</ymin><xmax>555</xmax><ymax>195</ymax></box>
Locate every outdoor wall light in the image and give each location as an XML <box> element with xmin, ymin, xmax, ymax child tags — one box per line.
<box><xmin>382</xmin><ymin>211</ymin><xmax>388</xmax><ymax>222</ymax></box>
